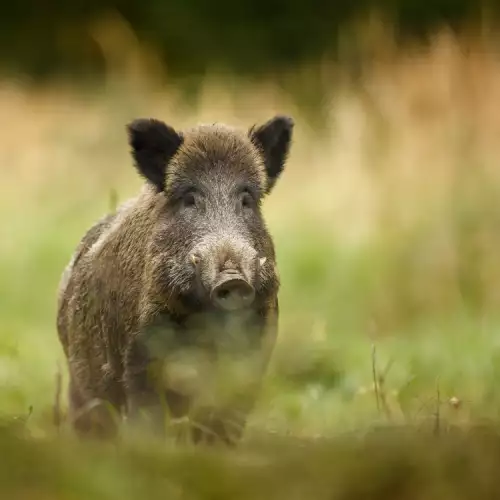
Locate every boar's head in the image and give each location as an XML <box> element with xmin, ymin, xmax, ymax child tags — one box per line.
<box><xmin>127</xmin><ymin>116</ymin><xmax>294</xmax><ymax>318</ymax></box>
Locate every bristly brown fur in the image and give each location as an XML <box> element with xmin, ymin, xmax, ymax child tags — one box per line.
<box><xmin>57</xmin><ymin>116</ymin><xmax>294</xmax><ymax>445</ymax></box>
<box><xmin>166</xmin><ymin>124</ymin><xmax>268</xmax><ymax>193</ymax></box>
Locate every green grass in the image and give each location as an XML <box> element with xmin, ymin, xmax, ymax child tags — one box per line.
<box><xmin>4</xmin><ymin>67</ymin><xmax>500</xmax><ymax>497</ymax></box>
<box><xmin>3</xmin><ymin>165</ymin><xmax>500</xmax><ymax>498</ymax></box>
<box><xmin>6</xmin><ymin>179</ymin><xmax>500</xmax><ymax>437</ymax></box>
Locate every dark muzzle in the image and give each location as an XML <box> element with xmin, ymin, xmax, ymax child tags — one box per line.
<box><xmin>210</xmin><ymin>271</ymin><xmax>255</xmax><ymax>312</ymax></box>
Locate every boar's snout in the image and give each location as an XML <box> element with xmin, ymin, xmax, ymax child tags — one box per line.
<box><xmin>210</xmin><ymin>271</ymin><xmax>255</xmax><ymax>311</ymax></box>
<box><xmin>190</xmin><ymin>238</ymin><xmax>261</xmax><ymax>311</ymax></box>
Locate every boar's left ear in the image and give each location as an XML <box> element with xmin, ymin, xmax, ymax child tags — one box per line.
<box><xmin>127</xmin><ymin>118</ymin><xmax>183</xmax><ymax>192</ymax></box>
<box><xmin>249</xmin><ymin>115</ymin><xmax>294</xmax><ymax>193</ymax></box>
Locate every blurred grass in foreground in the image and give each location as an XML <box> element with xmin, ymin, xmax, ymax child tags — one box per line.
<box><xmin>3</xmin><ymin>424</ymin><xmax>500</xmax><ymax>499</ymax></box>
<box><xmin>3</xmin><ymin>26</ymin><xmax>500</xmax><ymax>497</ymax></box>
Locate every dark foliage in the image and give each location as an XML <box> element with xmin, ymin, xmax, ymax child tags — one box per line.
<box><xmin>0</xmin><ymin>0</ymin><xmax>495</xmax><ymax>82</ymax></box>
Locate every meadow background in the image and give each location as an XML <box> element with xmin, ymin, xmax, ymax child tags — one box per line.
<box><xmin>3</xmin><ymin>2</ymin><xmax>500</xmax><ymax>498</ymax></box>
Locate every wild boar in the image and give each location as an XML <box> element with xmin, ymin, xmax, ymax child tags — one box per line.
<box><xmin>56</xmin><ymin>115</ymin><xmax>294</xmax><ymax>445</ymax></box>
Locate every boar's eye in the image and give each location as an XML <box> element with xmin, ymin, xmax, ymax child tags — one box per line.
<box><xmin>237</xmin><ymin>188</ymin><xmax>255</xmax><ymax>213</ymax></box>
<box><xmin>181</xmin><ymin>191</ymin><xmax>197</xmax><ymax>209</ymax></box>
<box><xmin>241</xmin><ymin>191</ymin><xmax>253</xmax><ymax>208</ymax></box>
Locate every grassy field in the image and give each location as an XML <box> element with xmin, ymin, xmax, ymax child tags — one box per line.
<box><xmin>3</xmin><ymin>27</ymin><xmax>500</xmax><ymax>498</ymax></box>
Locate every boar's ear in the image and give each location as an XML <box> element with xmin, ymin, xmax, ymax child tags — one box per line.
<box><xmin>249</xmin><ymin>115</ymin><xmax>294</xmax><ymax>193</ymax></box>
<box><xmin>127</xmin><ymin>118</ymin><xmax>183</xmax><ymax>192</ymax></box>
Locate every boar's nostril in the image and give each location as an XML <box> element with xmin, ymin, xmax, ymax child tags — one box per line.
<box><xmin>211</xmin><ymin>278</ymin><xmax>255</xmax><ymax>312</ymax></box>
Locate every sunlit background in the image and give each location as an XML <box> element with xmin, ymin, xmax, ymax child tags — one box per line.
<box><xmin>4</xmin><ymin>2</ymin><xmax>500</xmax><ymax>498</ymax></box>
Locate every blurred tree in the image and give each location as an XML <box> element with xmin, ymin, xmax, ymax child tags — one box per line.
<box><xmin>0</xmin><ymin>0</ymin><xmax>494</xmax><ymax>82</ymax></box>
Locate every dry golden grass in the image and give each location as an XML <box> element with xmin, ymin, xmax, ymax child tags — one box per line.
<box><xmin>5</xmin><ymin>25</ymin><xmax>500</xmax><ymax>228</ymax></box>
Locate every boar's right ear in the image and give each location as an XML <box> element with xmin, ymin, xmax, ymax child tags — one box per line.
<box><xmin>127</xmin><ymin>118</ymin><xmax>183</xmax><ymax>192</ymax></box>
<box><xmin>249</xmin><ymin>115</ymin><xmax>294</xmax><ymax>193</ymax></box>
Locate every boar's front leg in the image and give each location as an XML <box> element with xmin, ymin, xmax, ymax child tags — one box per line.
<box><xmin>68</xmin><ymin>376</ymin><xmax>119</xmax><ymax>439</ymax></box>
<box><xmin>124</xmin><ymin>312</ymin><xmax>192</xmax><ymax>439</ymax></box>
<box><xmin>66</xmin><ymin>362</ymin><xmax>124</xmax><ymax>440</ymax></box>
<box><xmin>123</xmin><ymin>335</ymin><xmax>168</xmax><ymax>437</ymax></box>
<box><xmin>191</xmin><ymin>308</ymin><xmax>279</xmax><ymax>446</ymax></box>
